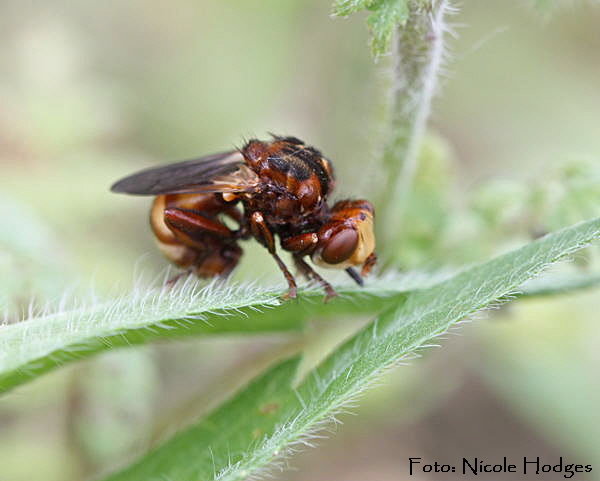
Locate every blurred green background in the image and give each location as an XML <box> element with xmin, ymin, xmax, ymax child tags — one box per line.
<box><xmin>1</xmin><ymin>1</ymin><xmax>599</xmax><ymax>480</ymax></box>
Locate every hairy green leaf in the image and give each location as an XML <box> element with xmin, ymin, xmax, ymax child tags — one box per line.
<box><xmin>102</xmin><ymin>217</ymin><xmax>600</xmax><ymax>481</ymax></box>
<box><xmin>331</xmin><ymin>0</ymin><xmax>373</xmax><ymax>16</ymax></box>
<box><xmin>332</xmin><ymin>0</ymin><xmax>410</xmax><ymax>56</ymax></box>
<box><xmin>0</xmin><ymin>274</ymin><xmax>439</xmax><ymax>395</ymax></box>
<box><xmin>367</xmin><ymin>0</ymin><xmax>410</xmax><ymax>56</ymax></box>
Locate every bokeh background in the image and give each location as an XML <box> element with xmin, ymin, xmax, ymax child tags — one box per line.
<box><xmin>1</xmin><ymin>1</ymin><xmax>599</xmax><ymax>480</ymax></box>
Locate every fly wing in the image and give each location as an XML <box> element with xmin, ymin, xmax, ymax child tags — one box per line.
<box><xmin>110</xmin><ymin>150</ymin><xmax>256</xmax><ymax>195</ymax></box>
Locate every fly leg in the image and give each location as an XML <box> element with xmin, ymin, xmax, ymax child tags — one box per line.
<box><xmin>280</xmin><ymin>232</ymin><xmax>318</xmax><ymax>281</ymax></box>
<box><xmin>361</xmin><ymin>252</ymin><xmax>377</xmax><ymax>277</ymax></box>
<box><xmin>280</xmin><ymin>232</ymin><xmax>338</xmax><ymax>301</ymax></box>
<box><xmin>345</xmin><ymin>267</ymin><xmax>364</xmax><ymax>286</ymax></box>
<box><xmin>293</xmin><ymin>255</ymin><xmax>338</xmax><ymax>302</ymax></box>
<box><xmin>166</xmin><ymin>268</ymin><xmax>194</xmax><ymax>286</ymax></box>
<box><xmin>280</xmin><ymin>232</ymin><xmax>318</xmax><ymax>254</ymax></box>
<box><xmin>164</xmin><ymin>207</ymin><xmax>234</xmax><ymax>243</ymax></box>
<box><xmin>249</xmin><ymin>211</ymin><xmax>297</xmax><ymax>299</ymax></box>
<box><xmin>163</xmin><ymin>208</ymin><xmax>242</xmax><ymax>279</ymax></box>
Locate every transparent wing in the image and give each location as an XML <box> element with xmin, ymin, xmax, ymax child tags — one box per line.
<box><xmin>110</xmin><ymin>150</ymin><xmax>256</xmax><ymax>195</ymax></box>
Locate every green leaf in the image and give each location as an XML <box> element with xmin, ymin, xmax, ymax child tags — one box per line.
<box><xmin>104</xmin><ymin>357</ymin><xmax>303</xmax><ymax>481</ymax></box>
<box><xmin>332</xmin><ymin>0</ymin><xmax>410</xmax><ymax>57</ymax></box>
<box><xmin>367</xmin><ymin>0</ymin><xmax>410</xmax><ymax>56</ymax></box>
<box><xmin>102</xmin><ymin>217</ymin><xmax>600</xmax><ymax>481</ymax></box>
<box><xmin>0</xmin><ymin>274</ymin><xmax>436</xmax><ymax>395</ymax></box>
<box><xmin>331</xmin><ymin>0</ymin><xmax>374</xmax><ymax>16</ymax></box>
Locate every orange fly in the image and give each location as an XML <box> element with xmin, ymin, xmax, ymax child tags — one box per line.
<box><xmin>111</xmin><ymin>135</ymin><xmax>376</xmax><ymax>300</ymax></box>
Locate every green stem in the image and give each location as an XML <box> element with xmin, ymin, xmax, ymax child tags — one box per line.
<box><xmin>381</xmin><ymin>0</ymin><xmax>453</xmax><ymax>249</ymax></box>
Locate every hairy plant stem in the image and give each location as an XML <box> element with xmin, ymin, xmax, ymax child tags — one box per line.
<box><xmin>380</xmin><ymin>0</ymin><xmax>452</xmax><ymax>250</ymax></box>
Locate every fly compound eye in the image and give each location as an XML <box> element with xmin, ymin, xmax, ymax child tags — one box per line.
<box><xmin>320</xmin><ymin>228</ymin><xmax>359</xmax><ymax>265</ymax></box>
